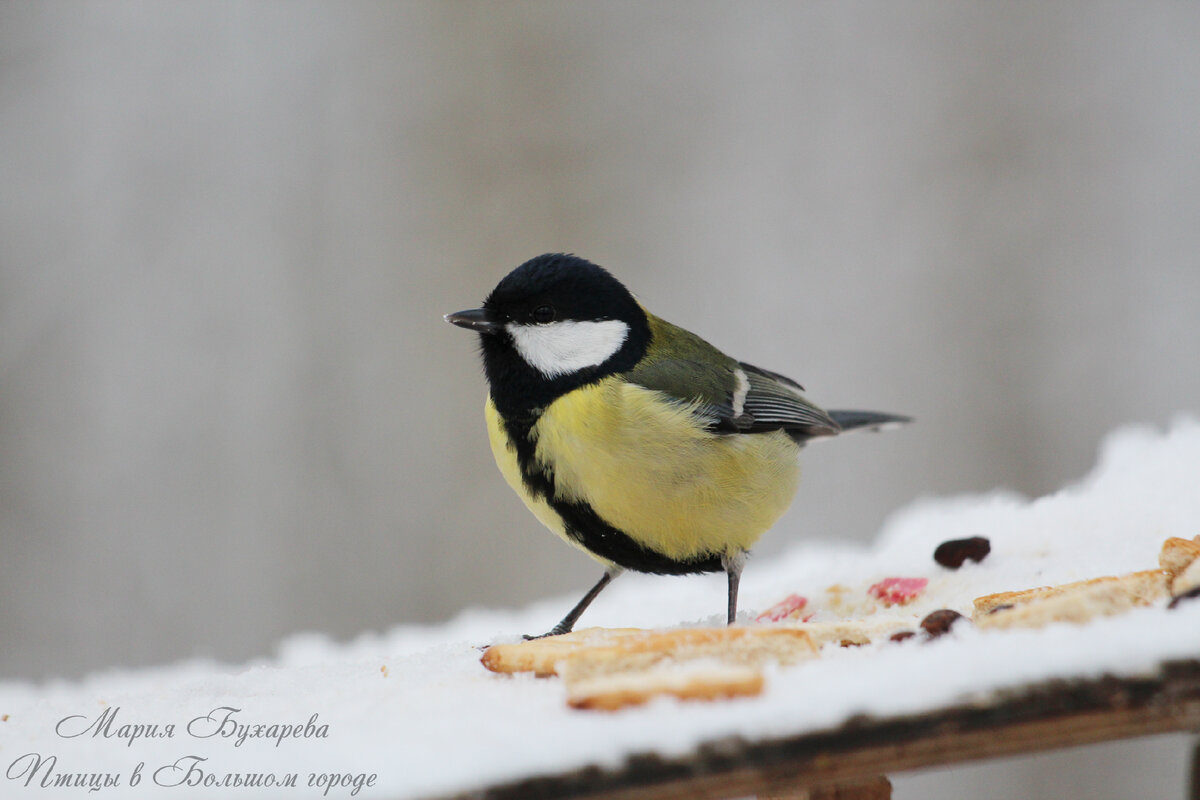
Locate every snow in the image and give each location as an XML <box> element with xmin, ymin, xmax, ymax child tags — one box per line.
<box><xmin>3</xmin><ymin>418</ymin><xmax>1200</xmax><ymax>799</ymax></box>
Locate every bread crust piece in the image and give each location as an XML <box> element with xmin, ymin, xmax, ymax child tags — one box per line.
<box><xmin>974</xmin><ymin>569</ymin><xmax>1169</xmax><ymax>631</ymax></box>
<box><xmin>480</xmin><ymin>628</ymin><xmax>647</xmax><ymax>676</ymax></box>
<box><xmin>1171</xmin><ymin>557</ymin><xmax>1200</xmax><ymax>597</ymax></box>
<box><xmin>566</xmin><ymin>663</ymin><xmax>765</xmax><ymax>711</ymax></box>
<box><xmin>784</xmin><ymin>619</ymin><xmax>919</xmax><ymax>647</ymax></box>
<box><xmin>561</xmin><ymin>627</ymin><xmax>817</xmax><ymax>677</ymax></box>
<box><xmin>1159</xmin><ymin>536</ymin><xmax>1200</xmax><ymax>578</ymax></box>
<box><xmin>560</xmin><ymin>627</ymin><xmax>816</xmax><ymax>711</ymax></box>
<box><xmin>972</xmin><ymin>569</ymin><xmax>1168</xmax><ymax>618</ymax></box>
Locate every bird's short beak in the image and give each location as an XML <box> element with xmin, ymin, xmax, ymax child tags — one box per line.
<box><xmin>444</xmin><ymin>308</ymin><xmax>503</xmax><ymax>334</ymax></box>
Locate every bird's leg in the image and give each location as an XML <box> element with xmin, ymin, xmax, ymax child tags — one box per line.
<box><xmin>722</xmin><ymin>550</ymin><xmax>746</xmax><ymax>625</ymax></box>
<box><xmin>525</xmin><ymin>568</ymin><xmax>623</xmax><ymax>640</ymax></box>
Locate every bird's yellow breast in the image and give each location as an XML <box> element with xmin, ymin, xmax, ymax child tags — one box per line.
<box><xmin>485</xmin><ymin>377</ymin><xmax>801</xmax><ymax>564</ymax></box>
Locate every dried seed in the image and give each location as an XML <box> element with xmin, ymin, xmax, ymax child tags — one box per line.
<box><xmin>934</xmin><ymin>536</ymin><xmax>992</xmax><ymax>569</ymax></box>
<box><xmin>920</xmin><ymin>609</ymin><xmax>965</xmax><ymax>638</ymax></box>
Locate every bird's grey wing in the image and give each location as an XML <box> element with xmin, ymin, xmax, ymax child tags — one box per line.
<box><xmin>621</xmin><ymin>355</ymin><xmax>740</xmax><ymax>429</ymax></box>
<box><xmin>733</xmin><ymin>362</ymin><xmax>840</xmax><ymax>440</ymax></box>
<box><xmin>623</xmin><ymin>356</ymin><xmax>839</xmax><ymax>441</ymax></box>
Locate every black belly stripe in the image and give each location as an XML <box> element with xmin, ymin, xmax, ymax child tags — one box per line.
<box><xmin>499</xmin><ymin>408</ymin><xmax>725</xmax><ymax>576</ymax></box>
<box><xmin>551</xmin><ymin>497</ymin><xmax>724</xmax><ymax>575</ymax></box>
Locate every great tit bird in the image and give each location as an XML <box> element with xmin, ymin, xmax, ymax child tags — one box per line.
<box><xmin>446</xmin><ymin>253</ymin><xmax>908</xmax><ymax>638</ymax></box>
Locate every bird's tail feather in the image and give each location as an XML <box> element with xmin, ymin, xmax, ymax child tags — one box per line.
<box><xmin>827</xmin><ymin>409</ymin><xmax>912</xmax><ymax>433</ymax></box>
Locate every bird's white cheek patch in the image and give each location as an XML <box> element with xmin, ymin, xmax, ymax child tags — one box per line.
<box><xmin>507</xmin><ymin>320</ymin><xmax>630</xmax><ymax>378</ymax></box>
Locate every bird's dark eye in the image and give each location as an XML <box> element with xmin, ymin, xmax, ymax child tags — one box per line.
<box><xmin>532</xmin><ymin>305</ymin><xmax>555</xmax><ymax>324</ymax></box>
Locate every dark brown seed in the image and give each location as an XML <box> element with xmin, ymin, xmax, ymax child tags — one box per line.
<box><xmin>934</xmin><ymin>536</ymin><xmax>992</xmax><ymax>569</ymax></box>
<box><xmin>920</xmin><ymin>609</ymin><xmax>965</xmax><ymax>638</ymax></box>
<box><xmin>1168</xmin><ymin>586</ymin><xmax>1200</xmax><ymax>610</ymax></box>
<box><xmin>889</xmin><ymin>631</ymin><xmax>917</xmax><ymax>642</ymax></box>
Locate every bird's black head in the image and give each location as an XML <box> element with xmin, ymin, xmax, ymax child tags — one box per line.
<box><xmin>446</xmin><ymin>253</ymin><xmax>651</xmax><ymax>419</ymax></box>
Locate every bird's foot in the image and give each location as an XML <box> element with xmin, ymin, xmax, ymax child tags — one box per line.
<box><xmin>522</xmin><ymin>623</ymin><xmax>572</xmax><ymax>641</ymax></box>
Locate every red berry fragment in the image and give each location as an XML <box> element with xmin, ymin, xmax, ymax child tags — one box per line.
<box><xmin>868</xmin><ymin>577</ymin><xmax>928</xmax><ymax>606</ymax></box>
<box><xmin>756</xmin><ymin>594</ymin><xmax>808</xmax><ymax>623</ymax></box>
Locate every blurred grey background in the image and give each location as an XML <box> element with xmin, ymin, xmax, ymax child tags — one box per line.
<box><xmin>4</xmin><ymin>0</ymin><xmax>1200</xmax><ymax>673</ymax></box>
<box><xmin>2</xmin><ymin>4</ymin><xmax>1199</xmax><ymax>794</ymax></box>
